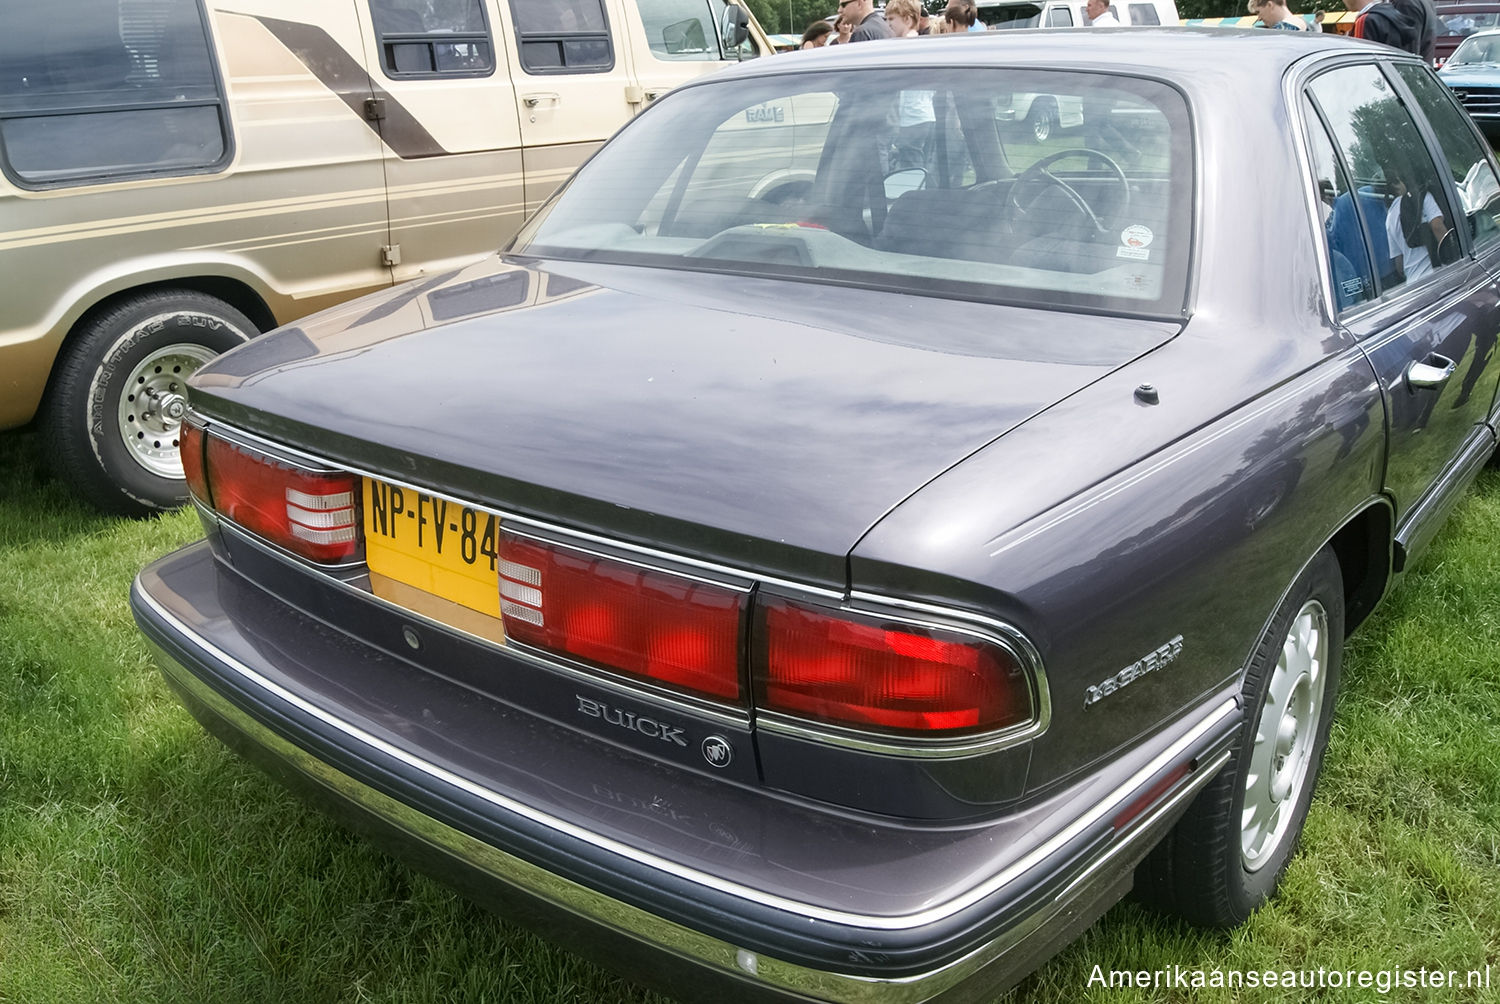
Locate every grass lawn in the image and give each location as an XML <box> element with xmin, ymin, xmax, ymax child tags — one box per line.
<box><xmin>2</xmin><ymin>426</ymin><xmax>1497</xmax><ymax>1003</ymax></box>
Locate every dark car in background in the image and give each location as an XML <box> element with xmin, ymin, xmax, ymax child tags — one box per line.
<box><xmin>132</xmin><ymin>30</ymin><xmax>1500</xmax><ymax>1003</ymax></box>
<box><xmin>1436</xmin><ymin>0</ymin><xmax>1500</xmax><ymax>63</ymax></box>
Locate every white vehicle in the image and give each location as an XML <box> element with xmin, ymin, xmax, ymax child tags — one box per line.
<box><xmin>975</xmin><ymin>0</ymin><xmax>1178</xmax><ymax>142</ymax></box>
<box><xmin>0</xmin><ymin>0</ymin><xmax>769</xmax><ymax>515</ymax></box>
<box><xmin>976</xmin><ymin>0</ymin><xmax>1180</xmax><ymax>28</ymax></box>
<box><xmin>998</xmin><ymin>92</ymin><xmax>1085</xmax><ymax>142</ymax></box>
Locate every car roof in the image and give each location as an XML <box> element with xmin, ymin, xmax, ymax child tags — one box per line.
<box><xmin>707</xmin><ymin>27</ymin><xmax>1417</xmax><ymax>86</ymax></box>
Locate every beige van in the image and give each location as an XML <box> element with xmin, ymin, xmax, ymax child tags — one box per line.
<box><xmin>0</xmin><ymin>0</ymin><xmax>769</xmax><ymax>515</ymax></box>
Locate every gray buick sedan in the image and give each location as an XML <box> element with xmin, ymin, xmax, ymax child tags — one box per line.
<box><xmin>132</xmin><ymin>29</ymin><xmax>1500</xmax><ymax>1002</ymax></box>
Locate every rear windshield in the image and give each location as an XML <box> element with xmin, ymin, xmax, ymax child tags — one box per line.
<box><xmin>512</xmin><ymin>67</ymin><xmax>1193</xmax><ymax>318</ymax></box>
<box><xmin>1440</xmin><ymin>10</ymin><xmax>1500</xmax><ymax>35</ymax></box>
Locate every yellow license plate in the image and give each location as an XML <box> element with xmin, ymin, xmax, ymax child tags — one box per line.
<box><xmin>363</xmin><ymin>479</ymin><xmax>506</xmax><ymax>643</ymax></box>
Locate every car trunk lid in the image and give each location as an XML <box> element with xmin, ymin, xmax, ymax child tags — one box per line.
<box><xmin>191</xmin><ymin>258</ymin><xmax>1180</xmax><ymax>586</ymax></box>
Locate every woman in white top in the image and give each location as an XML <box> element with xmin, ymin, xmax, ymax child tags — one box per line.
<box><xmin>1385</xmin><ymin>174</ymin><xmax>1450</xmax><ymax>283</ymax></box>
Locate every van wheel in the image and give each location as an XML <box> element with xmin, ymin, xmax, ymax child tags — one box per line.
<box><xmin>1027</xmin><ymin>102</ymin><xmax>1056</xmax><ymax>143</ymax></box>
<box><xmin>42</xmin><ymin>290</ymin><xmax>258</xmax><ymax>517</ymax></box>
<box><xmin>1134</xmin><ymin>547</ymin><xmax>1343</xmax><ymax>927</ymax></box>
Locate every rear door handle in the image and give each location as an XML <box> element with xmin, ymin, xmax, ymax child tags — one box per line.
<box><xmin>523</xmin><ymin>92</ymin><xmax>560</xmax><ymax>108</ymax></box>
<box><xmin>1406</xmin><ymin>353</ymin><xmax>1456</xmax><ymax>391</ymax></box>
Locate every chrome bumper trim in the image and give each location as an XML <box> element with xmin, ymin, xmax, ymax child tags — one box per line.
<box><xmin>137</xmin><ymin>571</ymin><xmax>1238</xmax><ymax>1001</ymax></box>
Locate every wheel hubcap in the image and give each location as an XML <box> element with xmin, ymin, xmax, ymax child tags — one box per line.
<box><xmin>1241</xmin><ymin>599</ymin><xmax>1327</xmax><ymax>872</ymax></box>
<box><xmin>117</xmin><ymin>343</ymin><xmax>219</xmax><ymax>479</ymax></box>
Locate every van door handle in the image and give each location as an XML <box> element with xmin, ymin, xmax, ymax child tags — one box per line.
<box><xmin>523</xmin><ymin>92</ymin><xmax>559</xmax><ymax>108</ymax></box>
<box><xmin>1406</xmin><ymin>353</ymin><xmax>1456</xmax><ymax>391</ymax></box>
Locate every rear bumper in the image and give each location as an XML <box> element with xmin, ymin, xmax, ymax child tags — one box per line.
<box><xmin>132</xmin><ymin>540</ymin><xmax>1238</xmax><ymax>1003</ymax></box>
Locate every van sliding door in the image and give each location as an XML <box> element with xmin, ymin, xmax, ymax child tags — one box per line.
<box><xmin>355</xmin><ymin>0</ymin><xmax>527</xmax><ymax>281</ymax></box>
<box><xmin>502</xmin><ymin>0</ymin><xmax>639</xmax><ymax>214</ymax></box>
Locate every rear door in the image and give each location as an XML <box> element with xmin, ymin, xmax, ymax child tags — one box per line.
<box><xmin>1304</xmin><ymin>60</ymin><xmax>1500</xmax><ymax>560</ymax></box>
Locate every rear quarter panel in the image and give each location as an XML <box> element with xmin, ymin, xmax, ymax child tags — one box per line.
<box><xmin>851</xmin><ymin>329</ymin><xmax>1387</xmax><ymax>794</ymax></box>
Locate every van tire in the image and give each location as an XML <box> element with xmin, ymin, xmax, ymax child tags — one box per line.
<box><xmin>42</xmin><ymin>290</ymin><xmax>258</xmax><ymax>517</ymax></box>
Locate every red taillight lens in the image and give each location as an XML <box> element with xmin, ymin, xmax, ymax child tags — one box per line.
<box><xmin>204</xmin><ymin>436</ymin><xmax>361</xmax><ymax>564</ymax></box>
<box><xmin>180</xmin><ymin>421</ymin><xmax>208</xmax><ymax>504</ymax></box>
<box><xmin>497</xmin><ymin>529</ymin><xmax>744</xmax><ymax>701</ymax></box>
<box><xmin>755</xmin><ymin>596</ymin><xmax>1032</xmax><ymax>735</ymax></box>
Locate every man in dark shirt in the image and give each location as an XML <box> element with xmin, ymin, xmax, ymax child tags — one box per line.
<box><xmin>1345</xmin><ymin>0</ymin><xmax>1438</xmax><ymax>62</ymax></box>
<box><xmin>835</xmin><ymin>0</ymin><xmax>894</xmax><ymax>40</ymax></box>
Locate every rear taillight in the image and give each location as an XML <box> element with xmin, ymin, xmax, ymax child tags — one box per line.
<box><xmin>754</xmin><ymin>596</ymin><xmax>1032</xmax><ymax>736</ymax></box>
<box><xmin>180</xmin><ymin>421</ymin><xmax>208</xmax><ymax>504</ymax></box>
<box><xmin>204</xmin><ymin>436</ymin><xmax>361</xmax><ymax>564</ymax></box>
<box><xmin>497</xmin><ymin>528</ymin><xmax>744</xmax><ymax>701</ymax></box>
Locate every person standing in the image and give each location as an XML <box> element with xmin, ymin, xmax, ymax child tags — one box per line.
<box><xmin>800</xmin><ymin>20</ymin><xmax>834</xmax><ymax>47</ymax></box>
<box><xmin>1313</xmin><ymin>9</ymin><xmax>1326</xmax><ymax>29</ymax></box>
<box><xmin>885</xmin><ymin>0</ymin><xmax>924</xmax><ymax>35</ymax></box>
<box><xmin>1086</xmin><ymin>0</ymin><xmax>1122</xmax><ymax>26</ymax></box>
<box><xmin>834</xmin><ymin>0</ymin><xmax>893</xmax><ymax>41</ymax></box>
<box><xmin>1251</xmin><ymin>0</ymin><xmax>1307</xmax><ymax>29</ymax></box>
<box><xmin>1345</xmin><ymin>0</ymin><xmax>1437</xmax><ymax>61</ymax></box>
<box><xmin>883</xmin><ymin>0</ymin><xmax>935</xmax><ymax>176</ymax></box>
<box><xmin>941</xmin><ymin>0</ymin><xmax>979</xmax><ymax>31</ymax></box>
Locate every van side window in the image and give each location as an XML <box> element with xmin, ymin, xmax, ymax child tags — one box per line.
<box><xmin>633</xmin><ymin>0</ymin><xmax>731</xmax><ymax>60</ymax></box>
<box><xmin>370</xmin><ymin>0</ymin><xmax>495</xmax><ymax>78</ymax></box>
<box><xmin>1047</xmin><ymin>7</ymin><xmax>1075</xmax><ymax>26</ymax></box>
<box><xmin>1128</xmin><ymin>3</ymin><xmax>1161</xmax><ymax>23</ymax></box>
<box><xmin>509</xmin><ymin>0</ymin><xmax>615</xmax><ymax>73</ymax></box>
<box><xmin>0</xmin><ymin>0</ymin><xmax>228</xmax><ymax>188</ymax></box>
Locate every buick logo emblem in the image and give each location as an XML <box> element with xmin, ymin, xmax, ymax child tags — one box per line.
<box><xmin>701</xmin><ymin>735</ymin><xmax>733</xmax><ymax>768</ymax></box>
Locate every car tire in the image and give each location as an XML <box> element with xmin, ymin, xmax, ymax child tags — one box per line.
<box><xmin>1027</xmin><ymin>102</ymin><xmax>1056</xmax><ymax>144</ymax></box>
<box><xmin>41</xmin><ymin>289</ymin><xmax>258</xmax><ymax>517</ymax></box>
<box><xmin>1135</xmin><ymin>546</ymin><xmax>1344</xmax><ymax>927</ymax></box>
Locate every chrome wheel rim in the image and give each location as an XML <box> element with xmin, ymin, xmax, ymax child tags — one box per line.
<box><xmin>116</xmin><ymin>342</ymin><xmax>218</xmax><ymax>478</ymax></box>
<box><xmin>1032</xmin><ymin>112</ymin><xmax>1052</xmax><ymax>142</ymax></box>
<box><xmin>1241</xmin><ymin>599</ymin><xmax>1328</xmax><ymax>872</ymax></box>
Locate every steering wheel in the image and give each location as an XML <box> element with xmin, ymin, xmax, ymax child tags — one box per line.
<box><xmin>1008</xmin><ymin>148</ymin><xmax>1131</xmax><ymax>235</ymax></box>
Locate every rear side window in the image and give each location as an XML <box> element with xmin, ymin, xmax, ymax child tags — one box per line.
<box><xmin>1305</xmin><ymin>96</ymin><xmax>1378</xmax><ymax>312</ymax></box>
<box><xmin>370</xmin><ymin>0</ymin><xmax>495</xmax><ymax>77</ymax></box>
<box><xmin>1128</xmin><ymin>3</ymin><xmax>1161</xmax><ymax>24</ymax></box>
<box><xmin>1048</xmin><ymin>7</ymin><xmax>1075</xmax><ymax>25</ymax></box>
<box><xmin>0</xmin><ymin>0</ymin><xmax>229</xmax><ymax>187</ymax></box>
<box><xmin>508</xmin><ymin>0</ymin><xmax>614</xmax><ymax>73</ymax></box>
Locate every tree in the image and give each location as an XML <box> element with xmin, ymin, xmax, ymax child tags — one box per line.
<box><xmin>742</xmin><ymin>0</ymin><xmax>833</xmax><ymax>35</ymax></box>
